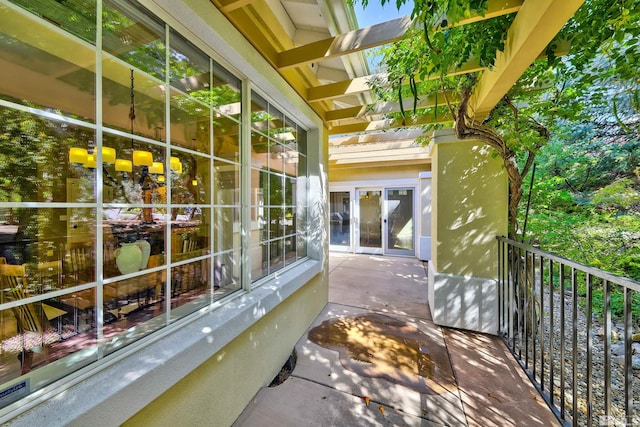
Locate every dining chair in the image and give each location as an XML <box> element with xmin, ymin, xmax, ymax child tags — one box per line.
<box><xmin>37</xmin><ymin>260</ymin><xmax>63</xmax><ymax>292</ymax></box>
<box><xmin>0</xmin><ymin>263</ymin><xmax>62</xmax><ymax>374</ymax></box>
<box><xmin>63</xmin><ymin>241</ymin><xmax>95</xmax><ymax>285</ymax></box>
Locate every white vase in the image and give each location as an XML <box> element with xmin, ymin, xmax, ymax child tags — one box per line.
<box><xmin>136</xmin><ymin>239</ymin><xmax>151</xmax><ymax>270</ymax></box>
<box><xmin>115</xmin><ymin>242</ymin><xmax>142</xmax><ymax>275</ymax></box>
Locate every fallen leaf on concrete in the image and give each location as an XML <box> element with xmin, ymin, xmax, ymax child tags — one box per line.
<box><xmin>363</xmin><ymin>396</ymin><xmax>370</xmax><ymax>406</ymax></box>
<box><xmin>379</xmin><ymin>405</ymin><xmax>385</xmax><ymax>415</ymax></box>
<box><xmin>488</xmin><ymin>392</ymin><xmax>502</xmax><ymax>403</ymax></box>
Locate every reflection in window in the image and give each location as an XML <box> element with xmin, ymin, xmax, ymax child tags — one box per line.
<box><xmin>249</xmin><ymin>91</ymin><xmax>306</xmax><ymax>279</ymax></box>
<box><xmin>0</xmin><ymin>0</ymin><xmax>309</xmax><ymax>410</ymax></box>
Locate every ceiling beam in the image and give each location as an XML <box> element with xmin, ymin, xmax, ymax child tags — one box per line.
<box><xmin>325</xmin><ymin>91</ymin><xmax>457</xmax><ymax>122</ymax></box>
<box><xmin>219</xmin><ymin>0</ymin><xmax>258</xmax><ymax>13</ymax></box>
<box><xmin>470</xmin><ymin>0</ymin><xmax>584</xmax><ymax>119</ymax></box>
<box><xmin>434</xmin><ymin>0</ymin><xmax>523</xmax><ymax>29</ymax></box>
<box><xmin>277</xmin><ymin>0</ymin><xmax>523</xmax><ymax>71</ymax></box>
<box><xmin>277</xmin><ymin>16</ymin><xmax>412</xmax><ymax>69</ymax></box>
<box><xmin>308</xmin><ymin>36</ymin><xmax>570</xmax><ymax>104</ymax></box>
<box><xmin>329</xmin><ymin>129</ymin><xmax>425</xmax><ymax>145</ymax></box>
<box><xmin>329</xmin><ymin>114</ymin><xmax>451</xmax><ymax>135</ymax></box>
<box><xmin>308</xmin><ymin>59</ymin><xmax>483</xmax><ymax>102</ymax></box>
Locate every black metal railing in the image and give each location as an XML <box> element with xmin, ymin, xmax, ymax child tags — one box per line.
<box><xmin>497</xmin><ymin>236</ymin><xmax>640</xmax><ymax>427</ymax></box>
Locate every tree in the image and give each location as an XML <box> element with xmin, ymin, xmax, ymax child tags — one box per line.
<box><xmin>358</xmin><ymin>0</ymin><xmax>640</xmax><ymax>239</ymax></box>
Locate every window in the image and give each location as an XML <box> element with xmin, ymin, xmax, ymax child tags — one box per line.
<box><xmin>0</xmin><ymin>0</ymin><xmax>309</xmax><ymax>408</ymax></box>
<box><xmin>250</xmin><ymin>92</ymin><xmax>307</xmax><ymax>282</ymax></box>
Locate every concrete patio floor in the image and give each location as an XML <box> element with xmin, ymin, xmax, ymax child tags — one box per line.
<box><xmin>233</xmin><ymin>253</ymin><xmax>560</xmax><ymax>426</ymax></box>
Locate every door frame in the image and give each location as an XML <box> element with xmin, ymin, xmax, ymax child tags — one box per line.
<box><xmin>355</xmin><ymin>187</ymin><xmax>383</xmax><ymax>255</ymax></box>
<box><xmin>329</xmin><ymin>180</ymin><xmax>418</xmax><ymax>257</ymax></box>
<box><xmin>383</xmin><ymin>187</ymin><xmax>416</xmax><ymax>257</ymax></box>
<box><xmin>329</xmin><ymin>189</ymin><xmax>354</xmax><ymax>253</ymax></box>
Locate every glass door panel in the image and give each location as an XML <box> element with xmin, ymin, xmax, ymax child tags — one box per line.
<box><xmin>385</xmin><ymin>188</ymin><xmax>414</xmax><ymax>256</ymax></box>
<box><xmin>357</xmin><ymin>190</ymin><xmax>382</xmax><ymax>252</ymax></box>
<box><xmin>329</xmin><ymin>191</ymin><xmax>351</xmax><ymax>249</ymax></box>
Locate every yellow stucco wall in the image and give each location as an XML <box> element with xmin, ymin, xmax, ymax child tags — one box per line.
<box><xmin>329</xmin><ymin>163</ymin><xmax>430</xmax><ymax>183</ymax></box>
<box><xmin>122</xmin><ymin>272</ymin><xmax>327</xmax><ymax>427</ymax></box>
<box><xmin>431</xmin><ymin>131</ymin><xmax>508</xmax><ymax>278</ymax></box>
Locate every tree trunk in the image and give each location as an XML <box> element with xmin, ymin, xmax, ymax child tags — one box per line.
<box><xmin>449</xmin><ymin>85</ymin><xmax>531</xmax><ymax>240</ymax></box>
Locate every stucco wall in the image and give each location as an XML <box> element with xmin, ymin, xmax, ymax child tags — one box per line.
<box><xmin>427</xmin><ymin>130</ymin><xmax>507</xmax><ymax>334</ymax></box>
<box><xmin>329</xmin><ymin>163</ymin><xmax>429</xmax><ymax>183</ymax></box>
<box><xmin>430</xmin><ymin>131</ymin><xmax>508</xmax><ymax>278</ymax></box>
<box><xmin>122</xmin><ymin>272</ymin><xmax>327</xmax><ymax>426</ymax></box>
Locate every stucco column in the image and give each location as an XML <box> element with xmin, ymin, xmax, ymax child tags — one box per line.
<box><xmin>417</xmin><ymin>171</ymin><xmax>432</xmax><ymax>261</ymax></box>
<box><xmin>428</xmin><ymin>129</ymin><xmax>508</xmax><ymax>334</ymax></box>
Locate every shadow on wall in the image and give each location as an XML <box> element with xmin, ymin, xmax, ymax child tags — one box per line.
<box><xmin>437</xmin><ymin>143</ymin><xmax>507</xmax><ymax>279</ymax></box>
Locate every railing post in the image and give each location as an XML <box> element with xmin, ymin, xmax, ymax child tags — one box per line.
<box><xmin>624</xmin><ymin>287</ymin><xmax>633</xmax><ymax>424</ymax></box>
<box><xmin>586</xmin><ymin>273</ymin><xmax>592</xmax><ymax>427</ymax></box>
<box><xmin>495</xmin><ymin>236</ymin><xmax>639</xmax><ymax>427</ymax></box>
<box><xmin>603</xmin><ymin>280</ymin><xmax>611</xmax><ymax>421</ymax></box>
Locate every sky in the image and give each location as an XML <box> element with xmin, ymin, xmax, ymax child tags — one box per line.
<box><xmin>352</xmin><ymin>1</ymin><xmax>414</xmax><ymax>70</ymax></box>
<box><xmin>353</xmin><ymin>0</ymin><xmax>414</xmax><ymax>27</ymax></box>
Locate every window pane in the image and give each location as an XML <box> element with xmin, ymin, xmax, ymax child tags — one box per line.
<box><xmin>214</xmin><ymin>116</ymin><xmax>240</xmax><ymax>163</ymax></box>
<box><xmin>213</xmin><ymin>62</ymin><xmax>241</xmax><ymax>112</ymax></box>
<box><xmin>169</xmin><ymin>89</ymin><xmax>210</xmax><ymax>154</ymax></box>
<box><xmin>214</xmin><ymin>250</ymin><xmax>240</xmax><ymax>298</ymax></box>
<box><xmin>0</xmin><ymin>287</ymin><xmax>97</xmax><ymax>389</ymax></box>
<box><xmin>214</xmin><ymin>160</ymin><xmax>240</xmax><ymax>205</ymax></box>
<box><xmin>102</xmin><ymin>65</ymin><xmax>166</xmax><ymax>142</ymax></box>
<box><xmin>104</xmin><ymin>222</ymin><xmax>167</xmax><ymax>280</ymax></box>
<box><xmin>170</xmin><ymin>258</ymin><xmax>211</xmax><ymax>318</ymax></box>
<box><xmin>170</xmin><ymin>151</ymin><xmax>211</xmax><ymax>205</ymax></box>
<box><xmin>269</xmin><ymin>239</ymin><xmax>284</xmax><ymax>272</ymax></box>
<box><xmin>102</xmin><ymin>0</ymin><xmax>166</xmax><ymax>80</ymax></box>
<box><xmin>0</xmin><ymin>207</ymin><xmax>96</xmax><ymax>282</ymax></box>
<box><xmin>213</xmin><ymin>207</ymin><xmax>240</xmax><ymax>253</ymax></box>
<box><xmin>250</xmin><ymin>92</ymin><xmax>268</xmax><ymax>136</ymax></box>
<box><xmin>0</xmin><ymin>2</ymin><xmax>97</xmax><ymax>121</ymax></box>
<box><xmin>171</xmin><ymin>207</ymin><xmax>210</xmax><ymax>261</ymax></box>
<box><xmin>284</xmin><ymin>236</ymin><xmax>296</xmax><ymax>265</ymax></box>
<box><xmin>9</xmin><ymin>0</ymin><xmax>97</xmax><ymax>44</ymax></box>
<box><xmin>0</xmin><ymin>108</ymin><xmax>96</xmax><ymax>203</ymax></box>
<box><xmin>101</xmin><ymin>133</ymin><xmax>166</xmax><ymax>204</ymax></box>
<box><xmin>103</xmin><ymin>270</ymin><xmax>168</xmax><ymax>354</ymax></box>
<box><xmin>169</xmin><ymin>30</ymin><xmax>210</xmax><ymax>99</ymax></box>
<box><xmin>250</xmin><ymin>244</ymin><xmax>268</xmax><ymax>282</ymax></box>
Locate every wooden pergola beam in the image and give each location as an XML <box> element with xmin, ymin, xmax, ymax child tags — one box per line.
<box><xmin>325</xmin><ymin>91</ymin><xmax>458</xmax><ymax>122</ymax></box>
<box><xmin>329</xmin><ymin>129</ymin><xmax>425</xmax><ymax>146</ymax></box>
<box><xmin>277</xmin><ymin>0</ymin><xmax>523</xmax><ymax>71</ymax></box>
<box><xmin>471</xmin><ymin>0</ymin><xmax>584</xmax><ymax>119</ymax></box>
<box><xmin>218</xmin><ymin>0</ymin><xmax>258</xmax><ymax>13</ymax></box>
<box><xmin>308</xmin><ymin>60</ymin><xmax>482</xmax><ymax>103</ymax></box>
<box><xmin>435</xmin><ymin>0</ymin><xmax>523</xmax><ymax>29</ymax></box>
<box><xmin>329</xmin><ymin>114</ymin><xmax>451</xmax><ymax>135</ymax></box>
<box><xmin>277</xmin><ymin>16</ymin><xmax>413</xmax><ymax>69</ymax></box>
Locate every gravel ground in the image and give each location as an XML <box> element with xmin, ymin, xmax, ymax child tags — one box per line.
<box><xmin>508</xmin><ymin>286</ymin><xmax>640</xmax><ymax>426</ymax></box>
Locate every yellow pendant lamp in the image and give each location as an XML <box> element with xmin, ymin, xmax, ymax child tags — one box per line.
<box><xmin>132</xmin><ymin>150</ymin><xmax>153</xmax><ymax>166</ymax></box>
<box><xmin>69</xmin><ymin>147</ymin><xmax>88</xmax><ymax>164</ymax></box>
<box><xmin>115</xmin><ymin>159</ymin><xmax>133</xmax><ymax>172</ymax></box>
<box><xmin>170</xmin><ymin>156</ymin><xmax>183</xmax><ymax>174</ymax></box>
<box><xmin>102</xmin><ymin>146</ymin><xmax>116</xmax><ymax>164</ymax></box>
<box><xmin>149</xmin><ymin>161</ymin><xmax>164</xmax><ymax>174</ymax></box>
<box><xmin>84</xmin><ymin>154</ymin><xmax>97</xmax><ymax>169</ymax></box>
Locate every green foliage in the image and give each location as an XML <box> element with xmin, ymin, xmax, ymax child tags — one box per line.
<box><xmin>591</xmin><ymin>178</ymin><xmax>640</xmax><ymax>211</ymax></box>
<box><xmin>360</xmin><ymin>0</ymin><xmax>640</xmax><ymax>316</ymax></box>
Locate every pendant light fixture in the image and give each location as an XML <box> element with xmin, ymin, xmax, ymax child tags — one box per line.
<box><xmin>127</xmin><ymin>69</ymin><xmax>153</xmax><ymax>166</ymax></box>
<box><xmin>69</xmin><ymin>70</ymin><xmax>179</xmax><ymax>180</ymax></box>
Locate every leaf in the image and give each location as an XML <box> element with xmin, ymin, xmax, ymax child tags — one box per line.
<box><xmin>398</xmin><ymin>78</ymin><xmax>405</xmax><ymax>119</ymax></box>
<box><xmin>379</xmin><ymin>405</ymin><xmax>385</xmax><ymax>415</ymax></box>
<box><xmin>363</xmin><ymin>396</ymin><xmax>371</xmax><ymax>406</ymax></box>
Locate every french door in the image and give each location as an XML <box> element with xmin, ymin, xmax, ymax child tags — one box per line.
<box><xmin>330</xmin><ymin>187</ymin><xmax>415</xmax><ymax>256</ymax></box>
<box><xmin>384</xmin><ymin>188</ymin><xmax>414</xmax><ymax>256</ymax></box>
